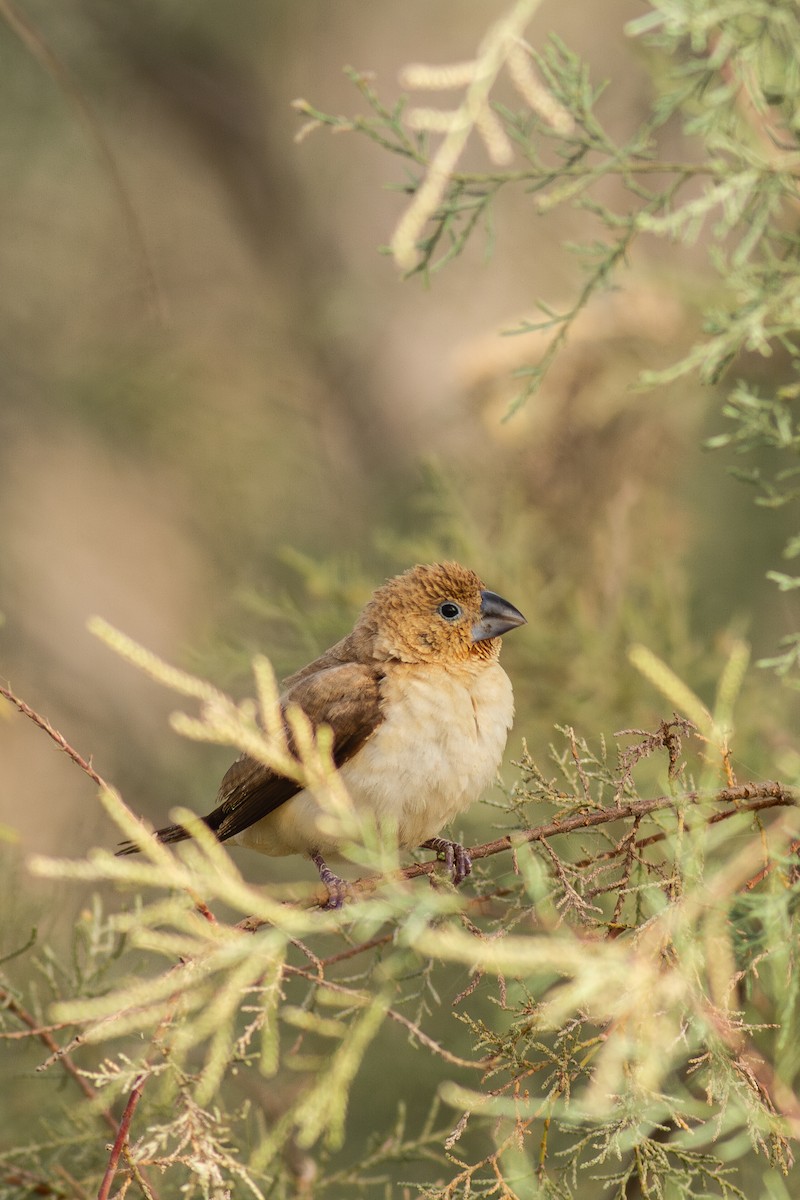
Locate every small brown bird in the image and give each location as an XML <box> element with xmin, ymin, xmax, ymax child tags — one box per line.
<box><xmin>120</xmin><ymin>562</ymin><xmax>525</xmax><ymax>905</ymax></box>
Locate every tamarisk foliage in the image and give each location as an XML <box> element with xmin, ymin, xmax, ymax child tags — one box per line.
<box><xmin>295</xmin><ymin>0</ymin><xmax>800</xmax><ymax>678</ymax></box>
<box><xmin>1</xmin><ymin>635</ymin><xmax>799</xmax><ymax>1198</ymax></box>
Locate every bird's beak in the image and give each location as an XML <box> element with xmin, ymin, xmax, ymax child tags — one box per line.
<box><xmin>471</xmin><ymin>590</ymin><xmax>527</xmax><ymax>642</ymax></box>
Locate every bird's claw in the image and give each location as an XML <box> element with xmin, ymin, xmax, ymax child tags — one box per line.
<box><xmin>321</xmin><ymin>882</ymin><xmax>348</xmax><ymax>910</ymax></box>
<box><xmin>311</xmin><ymin>851</ymin><xmax>349</xmax><ymax>910</ymax></box>
<box><xmin>422</xmin><ymin>838</ymin><xmax>472</xmax><ymax>887</ymax></box>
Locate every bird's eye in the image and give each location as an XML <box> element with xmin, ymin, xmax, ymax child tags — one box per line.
<box><xmin>437</xmin><ymin>601</ymin><xmax>462</xmax><ymax>621</ymax></box>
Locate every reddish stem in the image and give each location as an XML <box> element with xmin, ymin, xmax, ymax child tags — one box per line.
<box><xmin>96</xmin><ymin>1076</ymin><xmax>146</xmax><ymax>1200</ymax></box>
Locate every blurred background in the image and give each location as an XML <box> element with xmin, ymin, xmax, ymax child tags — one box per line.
<box><xmin>1</xmin><ymin>0</ymin><xmax>798</xmax><ymax>874</ymax></box>
<box><xmin>4</xmin><ymin>5</ymin><xmax>800</xmax><ymax>1196</ymax></box>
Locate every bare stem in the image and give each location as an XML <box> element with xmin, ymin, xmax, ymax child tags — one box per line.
<box><xmin>0</xmin><ymin>682</ymin><xmax>108</xmax><ymax>790</ymax></box>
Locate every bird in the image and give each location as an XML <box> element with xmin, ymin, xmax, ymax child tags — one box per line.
<box><xmin>119</xmin><ymin>562</ymin><xmax>526</xmax><ymax>906</ymax></box>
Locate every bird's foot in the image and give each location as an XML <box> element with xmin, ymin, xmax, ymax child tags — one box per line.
<box><xmin>311</xmin><ymin>851</ymin><xmax>348</xmax><ymax>910</ymax></box>
<box><xmin>422</xmin><ymin>838</ymin><xmax>472</xmax><ymax>887</ymax></box>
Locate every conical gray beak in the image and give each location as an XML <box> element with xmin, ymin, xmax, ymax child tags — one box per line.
<box><xmin>472</xmin><ymin>589</ymin><xmax>526</xmax><ymax>642</ymax></box>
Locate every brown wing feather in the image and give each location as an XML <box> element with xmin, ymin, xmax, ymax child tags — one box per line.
<box><xmin>117</xmin><ymin>661</ymin><xmax>384</xmax><ymax>854</ymax></box>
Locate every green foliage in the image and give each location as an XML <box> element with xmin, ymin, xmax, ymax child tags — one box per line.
<box><xmin>296</xmin><ymin>0</ymin><xmax>800</xmax><ymax>676</ymax></box>
<box><xmin>2</xmin><ymin>675</ymin><xmax>798</xmax><ymax>1197</ymax></box>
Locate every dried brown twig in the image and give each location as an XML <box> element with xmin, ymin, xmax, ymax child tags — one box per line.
<box><xmin>0</xmin><ymin>682</ymin><xmax>164</xmax><ymax>1198</ymax></box>
<box><xmin>287</xmin><ymin>781</ymin><xmax>795</xmax><ymax>915</ymax></box>
<box><xmin>96</xmin><ymin>1075</ymin><xmax>148</xmax><ymax>1200</ymax></box>
<box><xmin>0</xmin><ymin>682</ymin><xmax>108</xmax><ymax>790</ymax></box>
<box><xmin>0</xmin><ymin>986</ymin><xmax>115</xmax><ymax>1129</ymax></box>
<box><xmin>0</xmin><ymin>984</ymin><xmax>162</xmax><ymax>1200</ymax></box>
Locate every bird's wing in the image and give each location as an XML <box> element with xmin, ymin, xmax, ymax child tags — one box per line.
<box><xmin>119</xmin><ymin>661</ymin><xmax>385</xmax><ymax>852</ymax></box>
<box><xmin>208</xmin><ymin>661</ymin><xmax>384</xmax><ymax>841</ymax></box>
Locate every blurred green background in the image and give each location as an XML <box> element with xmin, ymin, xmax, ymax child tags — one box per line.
<box><xmin>1</xmin><ymin>0</ymin><xmax>798</xmax><ymax>875</ymax></box>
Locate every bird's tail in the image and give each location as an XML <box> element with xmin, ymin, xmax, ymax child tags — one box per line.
<box><xmin>116</xmin><ymin>815</ymin><xmax>217</xmax><ymax>856</ymax></box>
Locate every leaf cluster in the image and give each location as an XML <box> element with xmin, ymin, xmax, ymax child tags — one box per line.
<box><xmin>296</xmin><ymin>0</ymin><xmax>800</xmax><ymax>677</ymax></box>
<box><xmin>2</xmin><ymin>640</ymin><xmax>799</xmax><ymax>1199</ymax></box>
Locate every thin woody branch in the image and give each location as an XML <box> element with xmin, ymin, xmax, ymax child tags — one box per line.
<box><xmin>96</xmin><ymin>1076</ymin><xmax>147</xmax><ymax>1200</ymax></box>
<box><xmin>576</xmin><ymin>786</ymin><xmax>795</xmax><ymax>868</ymax></box>
<box><xmin>284</xmin><ymin>781</ymin><xmax>796</xmax><ymax>913</ymax></box>
<box><xmin>3</xmin><ymin>674</ymin><xmax>794</xmax><ymax>915</ymax></box>
<box><xmin>0</xmin><ymin>682</ymin><xmax>107</xmax><ymax>790</ymax></box>
<box><xmin>0</xmin><ymin>985</ymin><xmax>162</xmax><ymax>1200</ymax></box>
<box><xmin>0</xmin><ymin>984</ymin><xmax>115</xmax><ymax>1130</ymax></box>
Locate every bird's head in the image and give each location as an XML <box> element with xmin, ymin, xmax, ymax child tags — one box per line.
<box><xmin>361</xmin><ymin>562</ymin><xmax>526</xmax><ymax>666</ymax></box>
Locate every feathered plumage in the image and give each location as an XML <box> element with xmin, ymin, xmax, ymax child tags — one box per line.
<box><xmin>120</xmin><ymin>562</ymin><xmax>526</xmax><ymax>905</ymax></box>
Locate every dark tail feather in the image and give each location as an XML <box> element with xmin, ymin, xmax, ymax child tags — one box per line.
<box><xmin>116</xmin><ymin>817</ymin><xmax>214</xmax><ymax>856</ymax></box>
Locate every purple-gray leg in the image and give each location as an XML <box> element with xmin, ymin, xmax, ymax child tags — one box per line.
<box><xmin>310</xmin><ymin>850</ymin><xmax>348</xmax><ymax>909</ymax></box>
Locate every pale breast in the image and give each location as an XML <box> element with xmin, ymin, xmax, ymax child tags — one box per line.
<box><xmin>236</xmin><ymin>661</ymin><xmax>514</xmax><ymax>857</ymax></box>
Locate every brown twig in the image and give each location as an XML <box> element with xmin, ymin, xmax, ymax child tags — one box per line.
<box><xmin>282</xmin><ymin>961</ymin><xmax>485</xmax><ymax>1071</ymax></box>
<box><xmin>615</xmin><ymin>717</ymin><xmax>694</xmax><ymax>790</ymax></box>
<box><xmin>280</xmin><ymin>782</ymin><xmax>795</xmax><ymax>913</ymax></box>
<box><xmin>0</xmin><ymin>1020</ymin><xmax>79</xmax><ymax>1040</ymax></box>
<box><xmin>0</xmin><ymin>1166</ymin><xmax>68</xmax><ymax>1198</ymax></box>
<box><xmin>566</xmin><ymin>726</ymin><xmax>594</xmax><ymax>806</ymax></box>
<box><xmin>0</xmin><ymin>985</ymin><xmax>161</xmax><ymax>1200</ymax></box>
<box><xmin>575</xmin><ymin>789</ymin><xmax>795</xmax><ymax>870</ymax></box>
<box><xmin>609</xmin><ymin>819</ymin><xmax>640</xmax><ymax>928</ymax></box>
<box><xmin>317</xmin><ymin>932</ymin><xmax>395</xmax><ymax>968</ymax></box>
<box><xmin>0</xmin><ymin>984</ymin><xmax>116</xmax><ymax>1132</ymax></box>
<box><xmin>96</xmin><ymin>1075</ymin><xmax>147</xmax><ymax>1200</ymax></box>
<box><xmin>0</xmin><ymin>682</ymin><xmax>107</xmax><ymax>790</ymax></box>
<box><xmin>743</xmin><ymin>836</ymin><xmax>800</xmax><ymax>890</ymax></box>
<box><xmin>93</xmin><ymin>1000</ymin><xmax>182</xmax><ymax>1200</ymax></box>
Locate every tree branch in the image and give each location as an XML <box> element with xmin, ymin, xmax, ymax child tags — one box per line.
<box><xmin>96</xmin><ymin>1075</ymin><xmax>147</xmax><ymax>1200</ymax></box>
<box><xmin>0</xmin><ymin>984</ymin><xmax>116</xmax><ymax>1131</ymax></box>
<box><xmin>237</xmin><ymin>781</ymin><xmax>794</xmax><ymax>917</ymax></box>
<box><xmin>0</xmin><ymin>682</ymin><xmax>108</xmax><ymax>790</ymax></box>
